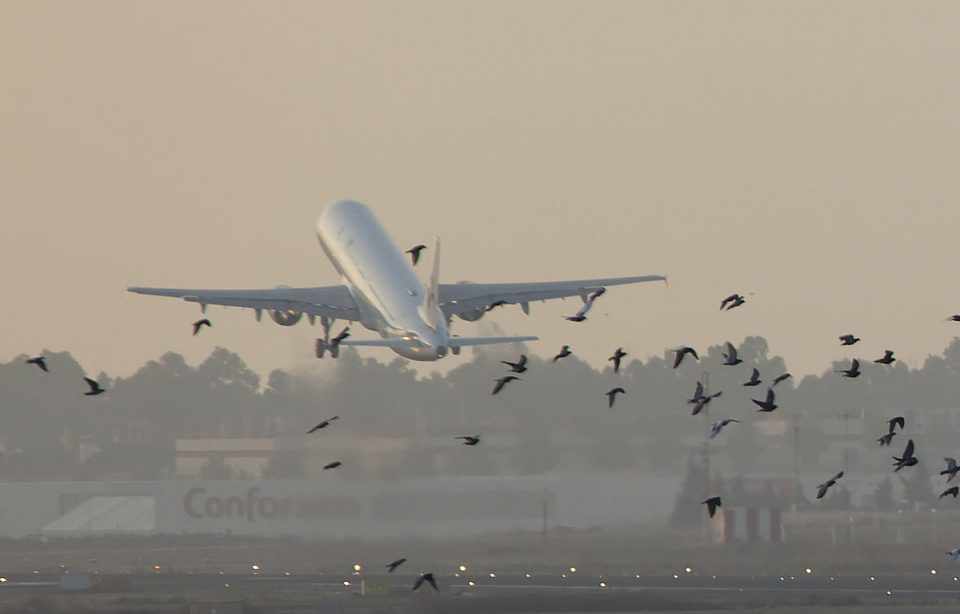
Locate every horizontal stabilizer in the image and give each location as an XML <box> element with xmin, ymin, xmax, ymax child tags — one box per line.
<box><xmin>448</xmin><ymin>336</ymin><xmax>538</xmax><ymax>347</ymax></box>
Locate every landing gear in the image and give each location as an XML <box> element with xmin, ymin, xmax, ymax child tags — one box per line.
<box><xmin>315</xmin><ymin>316</ymin><xmax>340</xmax><ymax>359</ymax></box>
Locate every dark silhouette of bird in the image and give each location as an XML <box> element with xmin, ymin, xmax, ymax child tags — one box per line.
<box><xmin>672</xmin><ymin>346</ymin><xmax>699</xmax><ymax>369</ymax></box>
<box><xmin>688</xmin><ymin>381</ymin><xmax>706</xmax><ymax>404</ymax></box>
<box><xmin>386</xmin><ymin>558</ymin><xmax>407</xmax><ymax>573</ymax></box>
<box><xmin>839</xmin><ymin>334</ymin><xmax>860</xmax><ymax>346</ymax></box>
<box><xmin>709</xmin><ymin>418</ymin><xmax>740</xmax><ymax>439</ymax></box>
<box><xmin>941</xmin><ymin>486</ymin><xmax>960</xmax><ymax>499</ymax></box>
<box><xmin>893</xmin><ymin>439</ymin><xmax>918</xmax><ymax>472</ymax></box>
<box><xmin>552</xmin><ymin>345</ymin><xmax>572</xmax><ymax>362</ymax></box>
<box><xmin>83</xmin><ymin>377</ymin><xmax>105</xmax><ymax>396</ymax></box>
<box><xmin>322</xmin><ymin>461</ymin><xmax>342</xmax><ymax>470</ymax></box>
<box><xmin>501</xmin><ymin>354</ymin><xmax>528</xmax><ymax>373</ymax></box>
<box><xmin>406</xmin><ymin>244</ymin><xmax>427</xmax><ymax>266</ymax></box>
<box><xmin>688</xmin><ymin>382</ymin><xmax>722</xmax><ymax>416</ymax></box>
<box><xmin>331</xmin><ymin>326</ymin><xmax>351</xmax><ymax>345</ymax></box>
<box><xmin>771</xmin><ymin>372</ymin><xmax>792</xmax><ymax>387</ymax></box>
<box><xmin>837</xmin><ymin>358</ymin><xmax>861</xmax><ymax>378</ymax></box>
<box><xmin>412</xmin><ymin>572</ymin><xmax>438</xmax><ymax>592</ymax></box>
<box><xmin>702</xmin><ymin>496</ymin><xmax>722</xmax><ymax>518</ymax></box>
<box><xmin>720</xmin><ymin>293</ymin><xmax>745</xmax><ymax>311</ymax></box>
<box><xmin>941</xmin><ymin>458</ymin><xmax>960</xmax><ymax>481</ymax></box>
<box><xmin>456</xmin><ymin>435</ymin><xmax>480</xmax><ymax>446</ymax></box>
<box><xmin>25</xmin><ymin>356</ymin><xmax>48</xmax><ymax>373</ymax></box>
<box><xmin>564</xmin><ymin>298</ymin><xmax>595</xmax><ymax>322</ymax></box>
<box><xmin>877</xmin><ymin>432</ymin><xmax>896</xmax><ymax>447</ymax></box>
<box><xmin>492</xmin><ymin>376</ymin><xmax>520</xmax><ymax>395</ymax></box>
<box><xmin>192</xmin><ymin>318</ymin><xmax>212</xmax><ymax>336</ymax></box>
<box><xmin>307</xmin><ymin>416</ymin><xmax>340</xmax><ymax>433</ymax></box>
<box><xmin>721</xmin><ymin>342</ymin><xmax>742</xmax><ymax>366</ymax></box>
<box><xmin>753</xmin><ymin>388</ymin><xmax>778</xmax><ymax>412</ymax></box>
<box><xmin>609</xmin><ymin>348</ymin><xmax>627</xmax><ymax>373</ymax></box>
<box><xmin>743</xmin><ymin>368</ymin><xmax>762</xmax><ymax>387</ymax></box>
<box><xmin>816</xmin><ymin>471</ymin><xmax>844</xmax><ymax>499</ymax></box>
<box><xmin>588</xmin><ymin>288</ymin><xmax>606</xmax><ymax>302</ymax></box>
<box><xmin>874</xmin><ymin>350</ymin><xmax>896</xmax><ymax>365</ymax></box>
<box><xmin>948</xmin><ymin>315</ymin><xmax>960</xmax><ymax>322</ymax></box>
<box><xmin>605</xmin><ymin>387</ymin><xmax>626</xmax><ymax>408</ymax></box>
<box><xmin>888</xmin><ymin>416</ymin><xmax>905</xmax><ymax>433</ymax></box>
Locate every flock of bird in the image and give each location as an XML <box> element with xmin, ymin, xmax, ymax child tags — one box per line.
<box><xmin>21</xmin><ymin>245</ymin><xmax>960</xmax><ymax>586</ymax></box>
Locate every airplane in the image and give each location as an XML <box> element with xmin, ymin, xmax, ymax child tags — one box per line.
<box><xmin>128</xmin><ymin>200</ymin><xmax>666</xmax><ymax>361</ymax></box>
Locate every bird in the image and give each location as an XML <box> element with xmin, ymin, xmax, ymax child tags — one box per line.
<box><xmin>940</xmin><ymin>486</ymin><xmax>959</xmax><ymax>499</ymax></box>
<box><xmin>322</xmin><ymin>461</ymin><xmax>342</xmax><ymax>470</ymax></box>
<box><xmin>721</xmin><ymin>342</ymin><xmax>742</xmax><ymax>366</ymax></box>
<box><xmin>752</xmin><ymin>388</ymin><xmax>778</xmax><ymax>412</ymax></box>
<box><xmin>687</xmin><ymin>381</ymin><xmax>706</xmax><ymax>404</ymax></box>
<box><xmin>25</xmin><ymin>356</ymin><xmax>48</xmax><ymax>373</ymax></box>
<box><xmin>672</xmin><ymin>346</ymin><xmax>699</xmax><ymax>369</ymax></box>
<box><xmin>552</xmin><ymin>345</ymin><xmax>572</xmax><ymax>362</ymax></box>
<box><xmin>874</xmin><ymin>350</ymin><xmax>896</xmax><ymax>365</ymax></box>
<box><xmin>948</xmin><ymin>548</ymin><xmax>960</xmax><ymax>561</ymax></box>
<box><xmin>702</xmin><ymin>496</ymin><xmax>722</xmax><ymax>518</ymax></box>
<box><xmin>888</xmin><ymin>416</ymin><xmax>906</xmax><ymax>433</ymax></box>
<box><xmin>83</xmin><ymin>377</ymin><xmax>105</xmax><ymax>396</ymax></box>
<box><xmin>412</xmin><ymin>572</ymin><xmax>438</xmax><ymax>592</ymax></box>
<box><xmin>492</xmin><ymin>376</ymin><xmax>520</xmax><ymax>395</ymax></box>
<box><xmin>816</xmin><ymin>471</ymin><xmax>844</xmax><ymax>500</ymax></box>
<box><xmin>837</xmin><ymin>359</ymin><xmax>861</xmax><ymax>378</ymax></box>
<box><xmin>743</xmin><ymin>368</ymin><xmax>762</xmax><ymax>387</ymax></box>
<box><xmin>839</xmin><ymin>334</ymin><xmax>860</xmax><ymax>346</ymax></box>
<box><xmin>608</xmin><ymin>348</ymin><xmax>627</xmax><ymax>373</ymax></box>
<box><xmin>771</xmin><ymin>373</ymin><xmax>792</xmax><ymax>387</ymax></box>
<box><xmin>564</xmin><ymin>298</ymin><xmax>595</xmax><ymax>322</ymax></box>
<box><xmin>691</xmin><ymin>391</ymin><xmax>722</xmax><ymax>416</ymax></box>
<box><xmin>386</xmin><ymin>558</ymin><xmax>407</xmax><ymax>573</ymax></box>
<box><xmin>331</xmin><ymin>326</ymin><xmax>351</xmax><ymax>345</ymax></box>
<box><xmin>948</xmin><ymin>315</ymin><xmax>960</xmax><ymax>323</ymax></box>
<box><xmin>709</xmin><ymin>418</ymin><xmax>740</xmax><ymax>439</ymax></box>
<box><xmin>720</xmin><ymin>293</ymin><xmax>744</xmax><ymax>311</ymax></box>
<box><xmin>192</xmin><ymin>318</ymin><xmax>212</xmax><ymax>336</ymax></box>
<box><xmin>587</xmin><ymin>287</ymin><xmax>606</xmax><ymax>302</ymax></box>
<box><xmin>501</xmin><ymin>355</ymin><xmax>528</xmax><ymax>374</ymax></box>
<box><xmin>406</xmin><ymin>244</ymin><xmax>427</xmax><ymax>266</ymax></box>
<box><xmin>941</xmin><ymin>458</ymin><xmax>960</xmax><ymax>481</ymax></box>
<box><xmin>307</xmin><ymin>416</ymin><xmax>340</xmax><ymax>433</ymax></box>
<box><xmin>877</xmin><ymin>432</ymin><xmax>896</xmax><ymax>447</ymax></box>
<box><xmin>892</xmin><ymin>439</ymin><xmax>918</xmax><ymax>472</ymax></box>
<box><xmin>455</xmin><ymin>435</ymin><xmax>480</xmax><ymax>446</ymax></box>
<box><xmin>605</xmin><ymin>387</ymin><xmax>626</xmax><ymax>408</ymax></box>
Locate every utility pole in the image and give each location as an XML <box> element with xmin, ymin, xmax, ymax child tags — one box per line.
<box><xmin>792</xmin><ymin>417</ymin><xmax>800</xmax><ymax>511</ymax></box>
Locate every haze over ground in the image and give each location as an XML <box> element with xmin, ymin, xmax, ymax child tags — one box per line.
<box><xmin>2</xmin><ymin>1</ymin><xmax>959</xmax><ymax>379</ymax></box>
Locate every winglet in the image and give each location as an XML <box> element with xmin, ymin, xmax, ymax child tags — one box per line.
<box><xmin>420</xmin><ymin>235</ymin><xmax>443</xmax><ymax>329</ymax></box>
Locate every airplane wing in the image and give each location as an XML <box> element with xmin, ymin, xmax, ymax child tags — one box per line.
<box><xmin>439</xmin><ymin>275</ymin><xmax>666</xmax><ymax>317</ymax></box>
<box><xmin>127</xmin><ymin>285</ymin><xmax>360</xmax><ymax>321</ymax></box>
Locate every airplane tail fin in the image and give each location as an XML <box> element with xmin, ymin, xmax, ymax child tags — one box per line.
<box><xmin>420</xmin><ymin>235</ymin><xmax>442</xmax><ymax>329</ymax></box>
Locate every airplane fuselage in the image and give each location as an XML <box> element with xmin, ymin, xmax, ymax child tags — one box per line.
<box><xmin>315</xmin><ymin>200</ymin><xmax>449</xmax><ymax>360</ymax></box>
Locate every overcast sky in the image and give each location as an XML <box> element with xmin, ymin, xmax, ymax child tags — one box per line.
<box><xmin>3</xmin><ymin>1</ymin><xmax>959</xmax><ymax>380</ymax></box>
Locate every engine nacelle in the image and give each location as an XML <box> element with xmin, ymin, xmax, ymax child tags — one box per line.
<box><xmin>271</xmin><ymin>309</ymin><xmax>303</xmax><ymax>326</ymax></box>
<box><xmin>457</xmin><ymin>308</ymin><xmax>486</xmax><ymax>322</ymax></box>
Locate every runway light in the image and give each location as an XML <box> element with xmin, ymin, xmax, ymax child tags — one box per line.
<box><xmin>931</xmin><ymin>569</ymin><xmax>938</xmax><ymax>575</ymax></box>
<box><xmin>778</xmin><ymin>576</ymin><xmax>785</xmax><ymax>582</ymax></box>
<box><xmin>599</xmin><ymin>581</ymin><xmax>607</xmax><ymax>588</ymax></box>
<box><xmin>886</xmin><ymin>589</ymin><xmax>893</xmax><ymax>597</ymax></box>
<box><xmin>251</xmin><ymin>564</ymin><xmax>260</xmax><ymax>571</ymax></box>
<box><xmin>0</xmin><ymin>578</ymin><xmax>7</xmax><ymax>583</ymax></box>
<box><xmin>569</xmin><ymin>567</ymin><xmax>577</xmax><ymax>573</ymax></box>
<box><xmin>153</xmin><ymin>565</ymin><xmax>161</xmax><ymax>571</ymax></box>
<box><xmin>954</xmin><ymin>576</ymin><xmax>959</xmax><ymax>582</ymax></box>
<box><xmin>684</xmin><ymin>567</ymin><xmax>693</xmax><ymax>574</ymax></box>
<box><xmin>635</xmin><ymin>574</ymin><xmax>641</xmax><ymax>579</ymax></box>
<box><xmin>224</xmin><ymin>583</ymin><xmax>231</xmax><ymax>588</ymax></box>
<box><xmin>353</xmin><ymin>563</ymin><xmax>362</xmax><ymax>572</ymax></box>
<box><xmin>673</xmin><ymin>574</ymin><xmax>679</xmax><ymax>580</ymax></box>
<box><xmin>343</xmin><ymin>580</ymin><xmax>351</xmax><ymax>587</ymax></box>
<box><xmin>561</xmin><ymin>573</ymin><xmax>567</xmax><ymax>579</ymax></box>
<box><xmin>869</xmin><ymin>576</ymin><xmax>876</xmax><ymax>582</ymax></box>
<box><xmin>805</xmin><ymin>568</ymin><xmax>813</xmax><ymax>575</ymax></box>
<box><xmin>524</xmin><ymin>573</ymin><xmax>532</xmax><ymax>579</ymax></box>
<box><xmin>489</xmin><ymin>572</ymin><xmax>496</xmax><ymax>579</ymax></box>
<box><xmin>468</xmin><ymin>580</ymin><xmax>476</xmax><ymax>587</ymax></box>
<box><xmin>459</xmin><ymin>564</ymin><xmax>467</xmax><ymax>572</ymax></box>
<box><xmin>284</xmin><ymin>571</ymin><xmax>291</xmax><ymax>577</ymax></box>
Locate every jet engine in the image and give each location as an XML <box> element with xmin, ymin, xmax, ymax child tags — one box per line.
<box><xmin>270</xmin><ymin>309</ymin><xmax>303</xmax><ymax>326</ymax></box>
<box><xmin>457</xmin><ymin>308</ymin><xmax>487</xmax><ymax>322</ymax></box>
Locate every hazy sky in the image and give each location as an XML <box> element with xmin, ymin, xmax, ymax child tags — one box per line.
<box><xmin>3</xmin><ymin>1</ymin><xmax>960</xmax><ymax>380</ymax></box>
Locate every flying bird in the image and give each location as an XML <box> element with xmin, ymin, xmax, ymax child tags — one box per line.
<box><xmin>608</xmin><ymin>348</ymin><xmax>627</xmax><ymax>373</ymax></box>
<box><xmin>386</xmin><ymin>558</ymin><xmax>407</xmax><ymax>573</ymax></box>
<box><xmin>192</xmin><ymin>318</ymin><xmax>212</xmax><ymax>336</ymax></box>
<box><xmin>874</xmin><ymin>350</ymin><xmax>896</xmax><ymax>365</ymax></box>
<box><xmin>721</xmin><ymin>342</ymin><xmax>742</xmax><ymax>366</ymax></box>
<box><xmin>25</xmin><ymin>356</ymin><xmax>48</xmax><ymax>373</ymax></box>
<box><xmin>412</xmin><ymin>572</ymin><xmax>438</xmax><ymax>592</ymax></box>
<box><xmin>837</xmin><ymin>359</ymin><xmax>861</xmax><ymax>378</ymax></box>
<box><xmin>771</xmin><ymin>373</ymin><xmax>792</xmax><ymax>387</ymax></box>
<box><xmin>877</xmin><ymin>432</ymin><xmax>896</xmax><ymax>447</ymax></box>
<box><xmin>947</xmin><ymin>315</ymin><xmax>960</xmax><ymax>323</ymax></box>
<box><xmin>893</xmin><ymin>439</ymin><xmax>918</xmax><ymax>472</ymax></box>
<box><xmin>709</xmin><ymin>418</ymin><xmax>740</xmax><ymax>439</ymax></box>
<box><xmin>691</xmin><ymin>391</ymin><xmax>722</xmax><ymax>416</ymax></box>
<box><xmin>406</xmin><ymin>244</ymin><xmax>427</xmax><ymax>266</ymax></box>
<box><xmin>83</xmin><ymin>377</ymin><xmax>105</xmax><ymax>396</ymax></box>
<box><xmin>743</xmin><ymin>368</ymin><xmax>762</xmax><ymax>387</ymax></box>
<box><xmin>720</xmin><ymin>293</ymin><xmax>745</xmax><ymax>311</ymax></box>
<box><xmin>816</xmin><ymin>471</ymin><xmax>844</xmax><ymax>500</ymax></box>
<box><xmin>564</xmin><ymin>297</ymin><xmax>596</xmax><ymax>322</ymax></box>
<box><xmin>888</xmin><ymin>416</ymin><xmax>905</xmax><ymax>433</ymax></box>
<box><xmin>492</xmin><ymin>376</ymin><xmax>520</xmax><ymax>395</ymax></box>
<box><xmin>940</xmin><ymin>486</ymin><xmax>959</xmax><ymax>499</ymax></box>
<box><xmin>588</xmin><ymin>287</ymin><xmax>607</xmax><ymax>302</ymax></box>
<box><xmin>702</xmin><ymin>496</ymin><xmax>722</xmax><ymax>518</ymax></box>
<box><xmin>455</xmin><ymin>435</ymin><xmax>480</xmax><ymax>446</ymax></box>
<box><xmin>552</xmin><ymin>345</ymin><xmax>573</xmax><ymax>362</ymax></box>
<box><xmin>322</xmin><ymin>461</ymin><xmax>342</xmax><ymax>470</ymax></box>
<box><xmin>752</xmin><ymin>388</ymin><xmax>778</xmax><ymax>412</ymax></box>
<box><xmin>941</xmin><ymin>458</ymin><xmax>960</xmax><ymax>482</ymax></box>
<box><xmin>672</xmin><ymin>346</ymin><xmax>699</xmax><ymax>369</ymax></box>
<box><xmin>331</xmin><ymin>326</ymin><xmax>351</xmax><ymax>345</ymax></box>
<box><xmin>605</xmin><ymin>387</ymin><xmax>626</xmax><ymax>408</ymax></box>
<box><xmin>948</xmin><ymin>548</ymin><xmax>960</xmax><ymax>561</ymax></box>
<box><xmin>839</xmin><ymin>334</ymin><xmax>860</xmax><ymax>346</ymax></box>
<box><xmin>501</xmin><ymin>354</ymin><xmax>528</xmax><ymax>374</ymax></box>
<box><xmin>307</xmin><ymin>416</ymin><xmax>340</xmax><ymax>433</ymax></box>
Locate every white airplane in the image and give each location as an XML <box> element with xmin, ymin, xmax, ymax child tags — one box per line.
<box><xmin>128</xmin><ymin>200</ymin><xmax>666</xmax><ymax>361</ymax></box>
